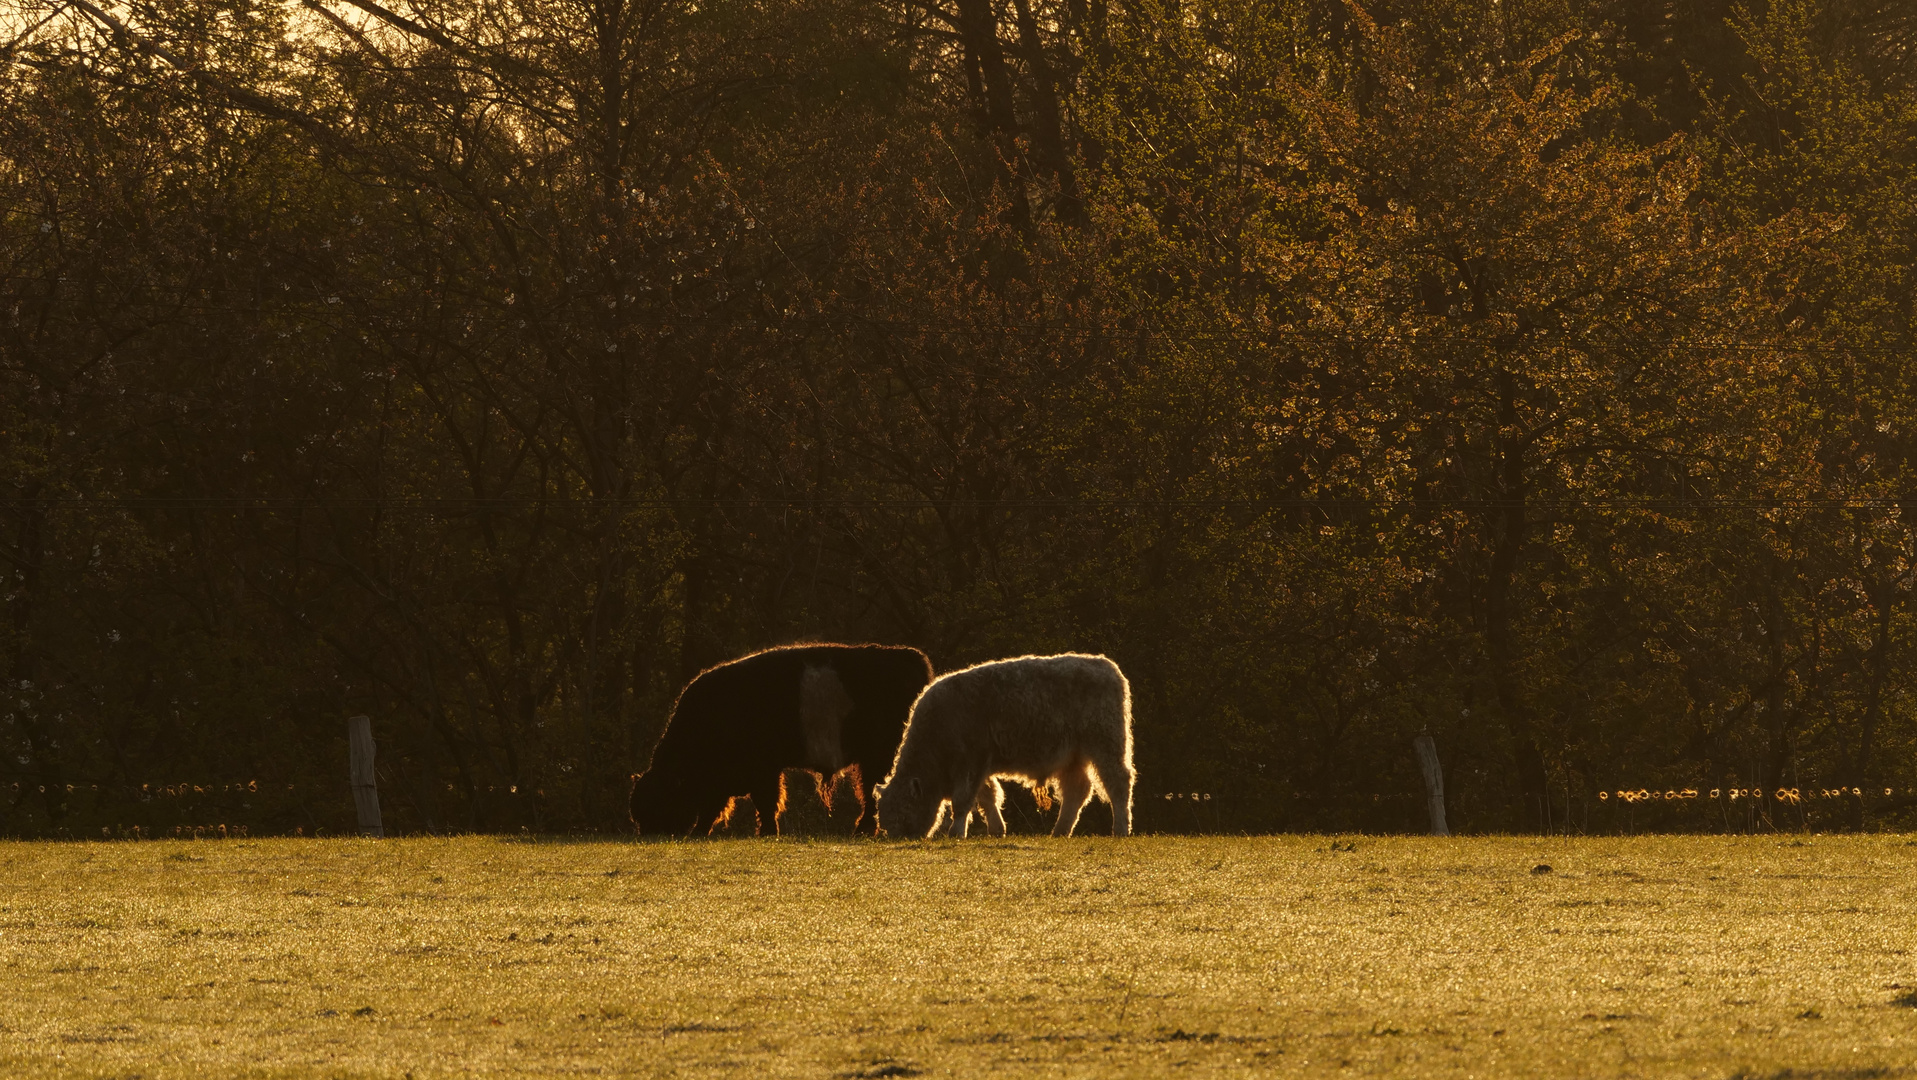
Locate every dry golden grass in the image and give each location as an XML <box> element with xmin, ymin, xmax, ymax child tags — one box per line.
<box><xmin>1</xmin><ymin>834</ymin><xmax>1914</xmax><ymax>1078</ymax></box>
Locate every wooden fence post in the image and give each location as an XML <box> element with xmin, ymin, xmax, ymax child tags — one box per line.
<box><xmin>1412</xmin><ymin>733</ymin><xmax>1449</xmax><ymax>837</ymax></box>
<box><xmin>348</xmin><ymin>715</ymin><xmax>383</xmax><ymax>838</ymax></box>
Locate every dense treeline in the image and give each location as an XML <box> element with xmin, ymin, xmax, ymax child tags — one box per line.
<box><xmin>4</xmin><ymin>0</ymin><xmax>1915</xmax><ymax>836</ymax></box>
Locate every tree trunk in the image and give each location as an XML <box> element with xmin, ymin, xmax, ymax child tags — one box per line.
<box><xmin>1484</xmin><ymin>369</ymin><xmax>1548</xmax><ymax>831</ymax></box>
<box><xmin>953</xmin><ymin>0</ymin><xmax>1032</xmax><ymax>227</ymax></box>
<box><xmin>1010</xmin><ymin>0</ymin><xmax>1083</xmax><ymax>224</ymax></box>
<box><xmin>1846</xmin><ymin>576</ymin><xmax>1895</xmax><ymax>831</ymax></box>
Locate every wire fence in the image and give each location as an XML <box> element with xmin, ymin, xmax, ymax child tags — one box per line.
<box><xmin>11</xmin><ymin>779</ymin><xmax>1913</xmax><ymax>839</ymax></box>
<box><xmin>1597</xmin><ymin>786</ymin><xmax>1898</xmax><ymax>804</ymax></box>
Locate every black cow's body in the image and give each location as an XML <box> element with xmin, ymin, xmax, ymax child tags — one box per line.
<box><xmin>629</xmin><ymin>644</ymin><xmax>932</xmax><ymax>836</ymax></box>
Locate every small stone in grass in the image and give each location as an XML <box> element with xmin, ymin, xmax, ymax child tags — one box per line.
<box><xmin>1531</xmin><ymin>864</ymin><xmax>1552</xmax><ymax>875</ymax></box>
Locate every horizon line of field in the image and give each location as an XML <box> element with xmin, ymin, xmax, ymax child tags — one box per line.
<box><xmin>38</xmin><ymin>817</ymin><xmax>1917</xmax><ymax>842</ymax></box>
<box><xmin>11</xmin><ymin>780</ymin><xmax>1911</xmax><ymax>801</ymax></box>
<box><xmin>5</xmin><ymin>497</ymin><xmax>1912</xmax><ymax>512</ymax></box>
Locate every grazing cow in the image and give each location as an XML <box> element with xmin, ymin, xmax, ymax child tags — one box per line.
<box><xmin>629</xmin><ymin>644</ymin><xmax>932</xmax><ymax>836</ymax></box>
<box><xmin>874</xmin><ymin>653</ymin><xmax>1135</xmax><ymax>839</ymax></box>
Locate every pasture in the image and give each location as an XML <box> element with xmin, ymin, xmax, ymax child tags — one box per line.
<box><xmin>1</xmin><ymin>835</ymin><xmax>1913</xmax><ymax>1078</ymax></box>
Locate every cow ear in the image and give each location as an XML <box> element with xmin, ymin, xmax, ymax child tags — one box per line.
<box><xmin>908</xmin><ymin>777</ymin><xmax>922</xmax><ymax>798</ymax></box>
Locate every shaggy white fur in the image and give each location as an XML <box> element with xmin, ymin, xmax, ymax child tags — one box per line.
<box><xmin>874</xmin><ymin>653</ymin><xmax>1135</xmax><ymax>838</ymax></box>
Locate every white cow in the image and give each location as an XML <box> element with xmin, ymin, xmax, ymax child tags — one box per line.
<box><xmin>874</xmin><ymin>653</ymin><xmax>1135</xmax><ymax>838</ymax></box>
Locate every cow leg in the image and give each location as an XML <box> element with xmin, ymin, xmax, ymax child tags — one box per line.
<box><xmin>945</xmin><ymin>766</ymin><xmax>995</xmax><ymax>838</ymax></box>
<box><xmin>973</xmin><ymin>778</ymin><xmax>1006</xmax><ymax>838</ymax></box>
<box><xmin>941</xmin><ymin>795</ymin><xmax>969</xmax><ymax>839</ymax></box>
<box><xmin>749</xmin><ymin>773</ymin><xmax>786</xmax><ymax>837</ymax></box>
<box><xmin>697</xmin><ymin>797</ymin><xmax>735</xmax><ymax>836</ymax></box>
<box><xmin>1052</xmin><ymin>764</ymin><xmax>1095</xmax><ymax>838</ymax></box>
<box><xmin>845</xmin><ymin>764</ymin><xmax>877</xmax><ymax>836</ymax></box>
<box><xmin>1090</xmin><ymin>756</ymin><xmax>1136</xmax><ymax>838</ymax></box>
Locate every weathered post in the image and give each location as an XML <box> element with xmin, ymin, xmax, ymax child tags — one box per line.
<box><xmin>1412</xmin><ymin>733</ymin><xmax>1449</xmax><ymax>836</ymax></box>
<box><xmin>348</xmin><ymin>715</ymin><xmax>383</xmax><ymax>837</ymax></box>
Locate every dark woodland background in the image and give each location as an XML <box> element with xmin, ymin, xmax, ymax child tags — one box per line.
<box><xmin>4</xmin><ymin>0</ymin><xmax>1916</xmax><ymax>837</ymax></box>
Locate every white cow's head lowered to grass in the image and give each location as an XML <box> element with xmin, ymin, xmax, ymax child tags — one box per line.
<box><xmin>872</xmin><ymin>774</ymin><xmax>941</xmax><ymax>839</ymax></box>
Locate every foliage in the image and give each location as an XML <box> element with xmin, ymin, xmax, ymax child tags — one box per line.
<box><xmin>2</xmin><ymin>0</ymin><xmax>1915</xmax><ymax>834</ymax></box>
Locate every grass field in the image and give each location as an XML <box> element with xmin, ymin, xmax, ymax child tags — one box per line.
<box><xmin>2</xmin><ymin>835</ymin><xmax>1914</xmax><ymax>1078</ymax></box>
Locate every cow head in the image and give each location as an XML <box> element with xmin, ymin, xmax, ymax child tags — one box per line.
<box><xmin>628</xmin><ymin>771</ymin><xmax>696</xmax><ymax>836</ymax></box>
<box><xmin>873</xmin><ymin>774</ymin><xmax>936</xmax><ymax>839</ymax></box>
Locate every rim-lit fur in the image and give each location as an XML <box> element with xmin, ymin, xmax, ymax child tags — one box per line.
<box><xmin>875</xmin><ymin>653</ymin><xmax>1135</xmax><ymax>839</ymax></box>
<box><xmin>629</xmin><ymin>643</ymin><xmax>931</xmax><ymax>837</ymax></box>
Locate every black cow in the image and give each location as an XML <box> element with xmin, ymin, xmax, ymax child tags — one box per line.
<box><xmin>629</xmin><ymin>643</ymin><xmax>932</xmax><ymax>836</ymax></box>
